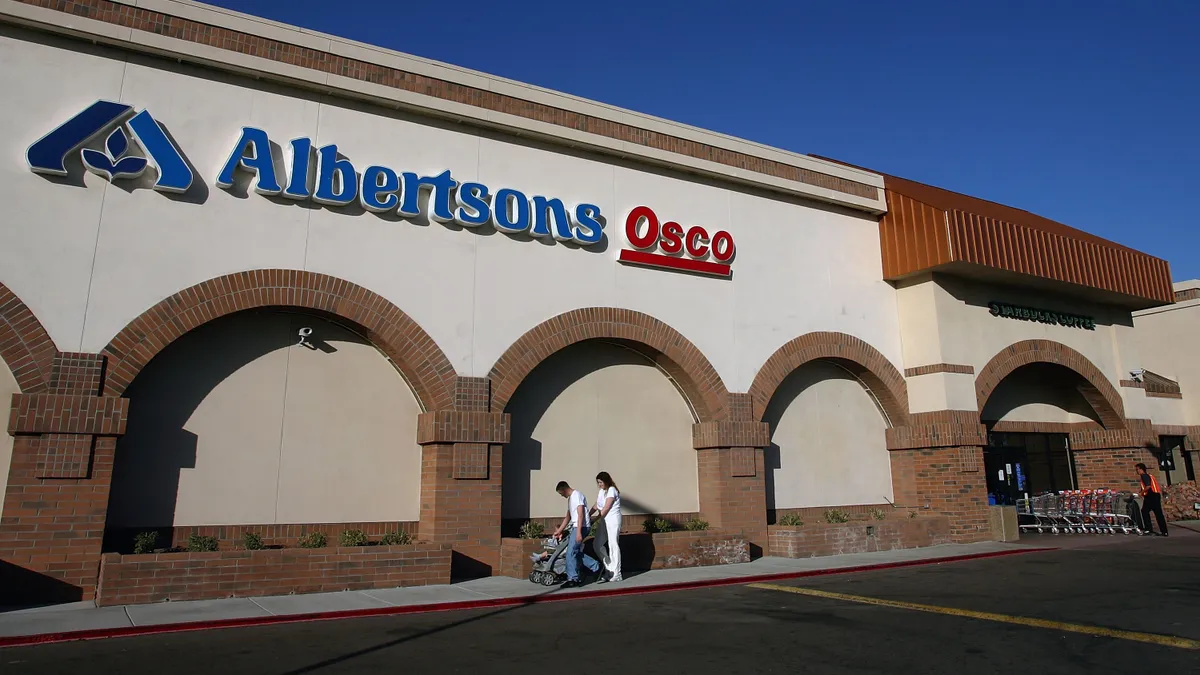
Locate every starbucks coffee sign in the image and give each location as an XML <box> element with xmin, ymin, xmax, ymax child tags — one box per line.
<box><xmin>988</xmin><ymin>302</ymin><xmax>1095</xmax><ymax>330</ymax></box>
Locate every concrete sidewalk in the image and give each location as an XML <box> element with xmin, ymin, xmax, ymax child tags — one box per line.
<box><xmin>0</xmin><ymin>541</ymin><xmax>1041</xmax><ymax>642</ymax></box>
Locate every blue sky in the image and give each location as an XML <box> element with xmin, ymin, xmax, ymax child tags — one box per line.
<box><xmin>209</xmin><ymin>0</ymin><xmax>1199</xmax><ymax>281</ymax></box>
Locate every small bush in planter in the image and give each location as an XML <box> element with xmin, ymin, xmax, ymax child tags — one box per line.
<box><xmin>242</xmin><ymin>532</ymin><xmax>265</xmax><ymax>550</ymax></box>
<box><xmin>519</xmin><ymin>521</ymin><xmax>545</xmax><ymax>540</ymax></box>
<box><xmin>869</xmin><ymin>508</ymin><xmax>887</xmax><ymax>521</ymax></box>
<box><xmin>133</xmin><ymin>531</ymin><xmax>159</xmax><ymax>554</ymax></box>
<box><xmin>186</xmin><ymin>534</ymin><xmax>219</xmax><ymax>552</ymax></box>
<box><xmin>298</xmin><ymin>532</ymin><xmax>327</xmax><ymax>549</ymax></box>
<box><xmin>823</xmin><ymin>509</ymin><xmax>851</xmax><ymax>524</ymax></box>
<box><xmin>340</xmin><ymin>529</ymin><xmax>369</xmax><ymax>547</ymax></box>
<box><xmin>645</xmin><ymin>517</ymin><xmax>675</xmax><ymax>533</ymax></box>
<box><xmin>683</xmin><ymin>517</ymin><xmax>709</xmax><ymax>531</ymax></box>
<box><xmin>778</xmin><ymin>514</ymin><xmax>804</xmax><ymax>527</ymax></box>
<box><xmin>380</xmin><ymin>530</ymin><xmax>412</xmax><ymax>546</ymax></box>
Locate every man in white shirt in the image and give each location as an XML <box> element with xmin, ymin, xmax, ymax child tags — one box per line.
<box><xmin>552</xmin><ymin>481</ymin><xmax>600</xmax><ymax>588</ymax></box>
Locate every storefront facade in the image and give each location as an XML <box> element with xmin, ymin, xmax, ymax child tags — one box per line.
<box><xmin>1</xmin><ymin>1</ymin><xmax>1196</xmax><ymax>605</ymax></box>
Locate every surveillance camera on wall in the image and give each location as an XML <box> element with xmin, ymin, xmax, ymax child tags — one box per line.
<box><xmin>1130</xmin><ymin>369</ymin><xmax>1145</xmax><ymax>382</ymax></box>
<box><xmin>297</xmin><ymin>326</ymin><xmax>313</xmax><ymax>347</ymax></box>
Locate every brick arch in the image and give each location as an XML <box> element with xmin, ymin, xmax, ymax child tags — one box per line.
<box><xmin>100</xmin><ymin>270</ymin><xmax>457</xmax><ymax>411</ymax></box>
<box><xmin>747</xmin><ymin>332</ymin><xmax>909</xmax><ymax>428</ymax></box>
<box><xmin>488</xmin><ymin>308</ymin><xmax>730</xmax><ymax>422</ymax></box>
<box><xmin>975</xmin><ymin>340</ymin><xmax>1125</xmax><ymax>429</ymax></box>
<box><xmin>0</xmin><ymin>282</ymin><xmax>57</xmax><ymax>393</ymax></box>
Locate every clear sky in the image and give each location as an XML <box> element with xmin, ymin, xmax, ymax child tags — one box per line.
<box><xmin>208</xmin><ymin>0</ymin><xmax>1199</xmax><ymax>281</ymax></box>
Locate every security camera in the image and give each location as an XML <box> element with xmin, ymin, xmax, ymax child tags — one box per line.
<box><xmin>1129</xmin><ymin>369</ymin><xmax>1144</xmax><ymax>382</ymax></box>
<box><xmin>297</xmin><ymin>327</ymin><xmax>313</xmax><ymax>348</ymax></box>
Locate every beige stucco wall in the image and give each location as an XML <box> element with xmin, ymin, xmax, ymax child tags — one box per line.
<box><xmin>0</xmin><ymin>356</ymin><xmax>16</xmax><ymax>517</ymax></box>
<box><xmin>765</xmin><ymin>361</ymin><xmax>892</xmax><ymax>509</ymax></box>
<box><xmin>1133</xmin><ymin>295</ymin><xmax>1200</xmax><ymax>425</ymax></box>
<box><xmin>980</xmin><ymin>363</ymin><xmax>1098</xmax><ymax>424</ymax></box>
<box><xmin>897</xmin><ymin>274</ymin><xmax>1144</xmax><ymax>416</ymax></box>
<box><xmin>0</xmin><ymin>28</ymin><xmax>902</xmax><ymax>396</ymax></box>
<box><xmin>106</xmin><ymin>311</ymin><xmax>423</xmax><ymax>527</ymax></box>
<box><xmin>502</xmin><ymin>341</ymin><xmax>698</xmax><ymax>520</ymax></box>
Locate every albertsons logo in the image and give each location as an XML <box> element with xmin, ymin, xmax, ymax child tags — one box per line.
<box><xmin>26</xmin><ymin>100</ymin><xmax>193</xmax><ymax>193</ymax></box>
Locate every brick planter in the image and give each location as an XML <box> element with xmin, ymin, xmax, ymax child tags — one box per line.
<box><xmin>500</xmin><ymin>530</ymin><xmax>750</xmax><ymax>580</ymax></box>
<box><xmin>636</xmin><ymin>530</ymin><xmax>751</xmax><ymax>569</ymax></box>
<box><xmin>768</xmin><ymin>516</ymin><xmax>951</xmax><ymax>559</ymax></box>
<box><xmin>95</xmin><ymin>543</ymin><xmax>452</xmax><ymax>607</ymax></box>
<box><xmin>499</xmin><ymin>538</ymin><xmax>547</xmax><ymax>579</ymax></box>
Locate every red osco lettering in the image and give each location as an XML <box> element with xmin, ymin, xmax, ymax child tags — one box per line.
<box><xmin>625</xmin><ymin>206</ymin><xmax>659</xmax><ymax>249</ymax></box>
<box><xmin>685</xmin><ymin>225</ymin><xmax>710</xmax><ymax>258</ymax></box>
<box><xmin>710</xmin><ymin>230</ymin><xmax>735</xmax><ymax>263</ymax></box>
<box><xmin>660</xmin><ymin>221</ymin><xmax>684</xmax><ymax>254</ymax></box>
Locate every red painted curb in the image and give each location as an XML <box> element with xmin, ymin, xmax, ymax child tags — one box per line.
<box><xmin>0</xmin><ymin>547</ymin><xmax>1054</xmax><ymax>649</ymax></box>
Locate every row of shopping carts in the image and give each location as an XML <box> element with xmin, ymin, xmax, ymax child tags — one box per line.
<box><xmin>1016</xmin><ymin>490</ymin><xmax>1144</xmax><ymax>535</ymax></box>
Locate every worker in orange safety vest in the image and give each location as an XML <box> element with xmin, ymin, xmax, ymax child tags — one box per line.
<box><xmin>1135</xmin><ymin>463</ymin><xmax>1168</xmax><ymax>537</ymax></box>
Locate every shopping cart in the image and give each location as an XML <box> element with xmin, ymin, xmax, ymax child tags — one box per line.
<box><xmin>1017</xmin><ymin>489</ymin><xmax>1138</xmax><ymax>535</ymax></box>
<box><xmin>1018</xmin><ymin>493</ymin><xmax>1067</xmax><ymax>534</ymax></box>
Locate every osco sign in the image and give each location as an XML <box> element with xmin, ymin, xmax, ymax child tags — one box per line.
<box><xmin>618</xmin><ymin>205</ymin><xmax>736</xmax><ymax>278</ymax></box>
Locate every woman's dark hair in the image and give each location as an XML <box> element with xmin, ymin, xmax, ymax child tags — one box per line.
<box><xmin>596</xmin><ymin>471</ymin><xmax>618</xmax><ymax>492</ymax></box>
<box><xmin>1135</xmin><ymin>463</ymin><xmax>1147</xmax><ymax>472</ymax></box>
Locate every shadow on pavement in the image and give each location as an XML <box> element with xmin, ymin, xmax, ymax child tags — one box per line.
<box><xmin>278</xmin><ymin>584</ymin><xmax>570</xmax><ymax>675</ymax></box>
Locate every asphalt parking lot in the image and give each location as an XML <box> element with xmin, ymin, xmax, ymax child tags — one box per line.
<box><xmin>3</xmin><ymin>532</ymin><xmax>1197</xmax><ymax>674</ymax></box>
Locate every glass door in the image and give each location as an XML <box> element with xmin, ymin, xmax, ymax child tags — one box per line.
<box><xmin>1160</xmin><ymin>435</ymin><xmax>1193</xmax><ymax>485</ymax></box>
<box><xmin>986</xmin><ymin>432</ymin><xmax>1074</xmax><ymax>505</ymax></box>
<box><xmin>985</xmin><ymin>434</ymin><xmax>1030</xmax><ymax>506</ymax></box>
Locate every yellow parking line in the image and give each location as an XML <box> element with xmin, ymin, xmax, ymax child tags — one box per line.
<box><xmin>747</xmin><ymin>583</ymin><xmax>1199</xmax><ymax>650</ymax></box>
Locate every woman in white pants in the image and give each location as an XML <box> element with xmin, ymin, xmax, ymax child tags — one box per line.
<box><xmin>591</xmin><ymin>471</ymin><xmax>622</xmax><ymax>583</ymax></box>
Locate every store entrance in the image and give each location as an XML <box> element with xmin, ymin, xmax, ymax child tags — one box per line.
<box><xmin>984</xmin><ymin>432</ymin><xmax>1076</xmax><ymax>506</ymax></box>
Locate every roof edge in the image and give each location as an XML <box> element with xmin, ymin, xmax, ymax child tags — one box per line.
<box><xmin>0</xmin><ymin>0</ymin><xmax>887</xmax><ymax>213</ymax></box>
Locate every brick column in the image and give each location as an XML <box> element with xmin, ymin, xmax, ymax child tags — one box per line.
<box><xmin>693</xmin><ymin>394</ymin><xmax>770</xmax><ymax>555</ymax></box>
<box><xmin>886</xmin><ymin>411</ymin><xmax>991</xmax><ymax>543</ymax></box>
<box><xmin>1</xmin><ymin>354</ymin><xmax>128</xmax><ymax>605</ymax></box>
<box><xmin>416</xmin><ymin>377</ymin><xmax>510</xmax><ymax>578</ymax></box>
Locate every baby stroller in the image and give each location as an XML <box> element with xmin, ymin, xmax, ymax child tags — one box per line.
<box><xmin>529</xmin><ymin>537</ymin><xmax>569</xmax><ymax>586</ymax></box>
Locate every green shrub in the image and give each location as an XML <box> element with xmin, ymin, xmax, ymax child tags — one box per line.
<box><xmin>908</xmin><ymin>511</ymin><xmax>917</xmax><ymax>519</ymax></box>
<box><xmin>869</xmin><ymin>508</ymin><xmax>887</xmax><ymax>521</ymax></box>
<box><xmin>520</xmin><ymin>516</ymin><xmax>549</xmax><ymax>538</ymax></box>
<box><xmin>241</xmin><ymin>532</ymin><xmax>265</xmax><ymax>550</ymax></box>
<box><xmin>380</xmin><ymin>530</ymin><xmax>412</xmax><ymax>546</ymax></box>
<box><xmin>519</xmin><ymin>521</ymin><xmax>546</xmax><ymax>540</ymax></box>
<box><xmin>683</xmin><ymin>517</ymin><xmax>709</xmax><ymax>531</ymax></box>
<box><xmin>645</xmin><ymin>517</ymin><xmax>675</xmax><ymax>533</ymax></box>
<box><xmin>778</xmin><ymin>514</ymin><xmax>805</xmax><ymax>527</ymax></box>
<box><xmin>823</xmin><ymin>509</ymin><xmax>851</xmax><ymax>524</ymax></box>
<box><xmin>340</xmin><ymin>529</ymin><xmax>368</xmax><ymax>547</ymax></box>
<box><xmin>589</xmin><ymin>519</ymin><xmax>600</xmax><ymax>538</ymax></box>
<box><xmin>133</xmin><ymin>531</ymin><xmax>159</xmax><ymax>554</ymax></box>
<box><xmin>298</xmin><ymin>531</ymin><xmax>327</xmax><ymax>549</ymax></box>
<box><xmin>186</xmin><ymin>534</ymin><xmax>219</xmax><ymax>552</ymax></box>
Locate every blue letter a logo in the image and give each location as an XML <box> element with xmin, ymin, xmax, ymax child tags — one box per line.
<box><xmin>27</xmin><ymin>100</ymin><xmax>194</xmax><ymax>193</ymax></box>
